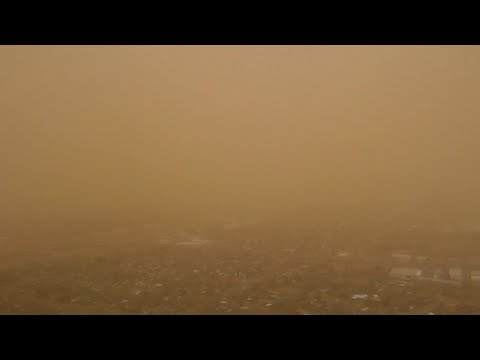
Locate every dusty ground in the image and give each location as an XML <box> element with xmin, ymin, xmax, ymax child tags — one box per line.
<box><xmin>1</xmin><ymin>222</ymin><xmax>480</xmax><ymax>314</ymax></box>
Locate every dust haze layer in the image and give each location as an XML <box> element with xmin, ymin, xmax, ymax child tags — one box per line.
<box><xmin>1</xmin><ymin>46</ymin><xmax>480</xmax><ymax>230</ymax></box>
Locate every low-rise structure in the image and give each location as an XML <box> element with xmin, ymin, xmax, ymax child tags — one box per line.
<box><xmin>470</xmin><ymin>270</ymin><xmax>480</xmax><ymax>284</ymax></box>
<box><xmin>449</xmin><ymin>268</ymin><xmax>464</xmax><ymax>282</ymax></box>
<box><xmin>392</xmin><ymin>253</ymin><xmax>412</xmax><ymax>262</ymax></box>
<box><xmin>389</xmin><ymin>267</ymin><xmax>422</xmax><ymax>280</ymax></box>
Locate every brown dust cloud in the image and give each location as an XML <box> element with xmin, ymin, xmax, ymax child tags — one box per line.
<box><xmin>1</xmin><ymin>46</ymin><xmax>480</xmax><ymax>314</ymax></box>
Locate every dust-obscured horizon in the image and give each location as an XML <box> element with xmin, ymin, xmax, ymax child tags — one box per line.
<box><xmin>2</xmin><ymin>46</ymin><xmax>480</xmax><ymax>314</ymax></box>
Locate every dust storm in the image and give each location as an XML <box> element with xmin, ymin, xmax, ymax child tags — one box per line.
<box><xmin>1</xmin><ymin>46</ymin><xmax>480</xmax><ymax>314</ymax></box>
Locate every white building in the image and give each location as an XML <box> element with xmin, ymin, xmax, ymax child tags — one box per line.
<box><xmin>389</xmin><ymin>267</ymin><xmax>422</xmax><ymax>279</ymax></box>
<box><xmin>470</xmin><ymin>270</ymin><xmax>480</xmax><ymax>283</ymax></box>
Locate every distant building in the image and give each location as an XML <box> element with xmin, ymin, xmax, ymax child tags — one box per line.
<box><xmin>433</xmin><ymin>268</ymin><xmax>449</xmax><ymax>280</ymax></box>
<box><xmin>470</xmin><ymin>270</ymin><xmax>480</xmax><ymax>284</ymax></box>
<box><xmin>449</xmin><ymin>268</ymin><xmax>464</xmax><ymax>282</ymax></box>
<box><xmin>392</xmin><ymin>253</ymin><xmax>412</xmax><ymax>262</ymax></box>
<box><xmin>389</xmin><ymin>267</ymin><xmax>422</xmax><ymax>280</ymax></box>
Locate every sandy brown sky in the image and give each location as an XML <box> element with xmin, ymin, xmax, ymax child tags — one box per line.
<box><xmin>1</xmin><ymin>46</ymin><xmax>480</xmax><ymax>227</ymax></box>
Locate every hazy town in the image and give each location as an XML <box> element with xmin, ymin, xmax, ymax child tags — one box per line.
<box><xmin>2</xmin><ymin>216</ymin><xmax>480</xmax><ymax>314</ymax></box>
<box><xmin>1</xmin><ymin>46</ymin><xmax>480</xmax><ymax>314</ymax></box>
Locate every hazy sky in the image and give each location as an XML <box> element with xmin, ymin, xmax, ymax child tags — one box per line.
<box><xmin>1</xmin><ymin>46</ymin><xmax>480</xmax><ymax>226</ymax></box>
